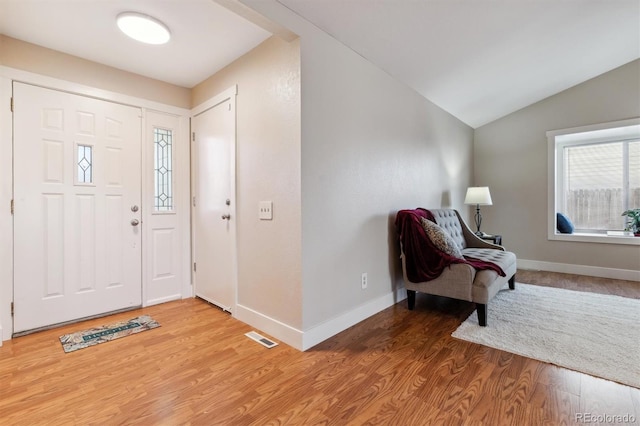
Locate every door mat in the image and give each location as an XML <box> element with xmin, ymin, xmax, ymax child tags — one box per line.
<box><xmin>59</xmin><ymin>315</ymin><xmax>160</xmax><ymax>353</ymax></box>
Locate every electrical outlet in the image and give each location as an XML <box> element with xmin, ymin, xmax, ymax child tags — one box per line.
<box><xmin>361</xmin><ymin>272</ymin><xmax>368</xmax><ymax>290</ymax></box>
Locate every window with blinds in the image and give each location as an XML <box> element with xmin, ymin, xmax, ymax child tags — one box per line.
<box><xmin>553</xmin><ymin>121</ymin><xmax>640</xmax><ymax>233</ymax></box>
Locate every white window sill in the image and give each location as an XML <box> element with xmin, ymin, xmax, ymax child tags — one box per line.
<box><xmin>549</xmin><ymin>232</ymin><xmax>640</xmax><ymax>246</ymax></box>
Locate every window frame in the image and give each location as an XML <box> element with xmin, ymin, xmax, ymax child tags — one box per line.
<box><xmin>547</xmin><ymin>118</ymin><xmax>640</xmax><ymax>246</ymax></box>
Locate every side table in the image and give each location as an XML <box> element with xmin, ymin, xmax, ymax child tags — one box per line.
<box><xmin>478</xmin><ymin>233</ymin><xmax>502</xmax><ymax>245</ymax></box>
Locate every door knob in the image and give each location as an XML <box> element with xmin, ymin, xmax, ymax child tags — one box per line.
<box><xmin>131</xmin><ymin>219</ymin><xmax>140</xmax><ymax>226</ymax></box>
<box><xmin>221</xmin><ymin>214</ymin><xmax>231</xmax><ymax>220</ymax></box>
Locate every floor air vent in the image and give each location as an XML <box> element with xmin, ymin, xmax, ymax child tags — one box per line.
<box><xmin>245</xmin><ymin>331</ymin><xmax>278</xmax><ymax>348</ymax></box>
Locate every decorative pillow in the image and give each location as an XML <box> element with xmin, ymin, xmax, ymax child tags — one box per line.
<box><xmin>420</xmin><ymin>217</ymin><xmax>464</xmax><ymax>258</ymax></box>
<box><xmin>556</xmin><ymin>212</ymin><xmax>574</xmax><ymax>234</ymax></box>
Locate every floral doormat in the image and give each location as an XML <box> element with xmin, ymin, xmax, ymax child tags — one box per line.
<box><xmin>59</xmin><ymin>315</ymin><xmax>160</xmax><ymax>353</ymax></box>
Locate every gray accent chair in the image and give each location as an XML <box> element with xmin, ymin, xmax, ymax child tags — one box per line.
<box><xmin>399</xmin><ymin>209</ymin><xmax>517</xmax><ymax>326</ymax></box>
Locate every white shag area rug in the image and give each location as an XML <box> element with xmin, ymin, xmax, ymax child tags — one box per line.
<box><xmin>452</xmin><ymin>283</ymin><xmax>640</xmax><ymax>389</ymax></box>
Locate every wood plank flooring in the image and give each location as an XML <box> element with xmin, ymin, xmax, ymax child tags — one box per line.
<box><xmin>1</xmin><ymin>270</ymin><xmax>639</xmax><ymax>425</ymax></box>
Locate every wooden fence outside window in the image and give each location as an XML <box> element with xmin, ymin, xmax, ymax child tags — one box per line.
<box><xmin>565</xmin><ymin>188</ymin><xmax>640</xmax><ymax>230</ymax></box>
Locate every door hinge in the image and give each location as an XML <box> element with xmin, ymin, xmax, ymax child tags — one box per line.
<box><xmin>10</xmin><ymin>97</ymin><xmax>13</xmax><ymax>112</ymax></box>
<box><xmin>193</xmin><ymin>262</ymin><xmax>197</xmax><ymax>272</ymax></box>
<box><xmin>192</xmin><ymin>132</ymin><xmax>195</xmax><ymax>142</ymax></box>
<box><xmin>10</xmin><ymin>199</ymin><xmax>14</xmax><ymax>215</ymax></box>
<box><xmin>11</xmin><ymin>302</ymin><xmax>14</xmax><ymax>316</ymax></box>
<box><xmin>192</xmin><ymin>196</ymin><xmax>196</xmax><ymax>207</ymax></box>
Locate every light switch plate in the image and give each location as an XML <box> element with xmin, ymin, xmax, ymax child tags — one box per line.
<box><xmin>259</xmin><ymin>201</ymin><xmax>273</xmax><ymax>220</ymax></box>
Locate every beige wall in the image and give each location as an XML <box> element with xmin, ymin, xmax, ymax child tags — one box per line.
<box><xmin>192</xmin><ymin>36</ymin><xmax>303</xmax><ymax>329</ymax></box>
<box><xmin>0</xmin><ymin>35</ymin><xmax>190</xmax><ymax>108</ymax></box>
<box><xmin>237</xmin><ymin>0</ymin><xmax>474</xmax><ymax>344</ymax></box>
<box><xmin>474</xmin><ymin>59</ymin><xmax>640</xmax><ymax>271</ymax></box>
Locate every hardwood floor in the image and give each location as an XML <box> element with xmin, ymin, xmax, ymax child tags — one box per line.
<box><xmin>1</xmin><ymin>270</ymin><xmax>638</xmax><ymax>425</ymax></box>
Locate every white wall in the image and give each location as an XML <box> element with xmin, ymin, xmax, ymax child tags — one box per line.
<box><xmin>474</xmin><ymin>60</ymin><xmax>640</xmax><ymax>276</ymax></box>
<box><xmin>299</xmin><ymin>33</ymin><xmax>474</xmax><ymax>332</ymax></box>
<box><xmin>239</xmin><ymin>0</ymin><xmax>474</xmax><ymax>349</ymax></box>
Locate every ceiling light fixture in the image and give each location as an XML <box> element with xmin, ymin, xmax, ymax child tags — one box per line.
<box><xmin>117</xmin><ymin>12</ymin><xmax>171</xmax><ymax>45</ymax></box>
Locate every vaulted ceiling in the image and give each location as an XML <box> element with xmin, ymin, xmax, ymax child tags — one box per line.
<box><xmin>278</xmin><ymin>0</ymin><xmax>640</xmax><ymax>127</ymax></box>
<box><xmin>1</xmin><ymin>0</ymin><xmax>638</xmax><ymax>127</ymax></box>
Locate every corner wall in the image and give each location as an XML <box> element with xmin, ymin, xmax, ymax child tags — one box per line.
<box><xmin>474</xmin><ymin>59</ymin><xmax>640</xmax><ymax>275</ymax></box>
<box><xmin>239</xmin><ymin>0</ymin><xmax>474</xmax><ymax>349</ymax></box>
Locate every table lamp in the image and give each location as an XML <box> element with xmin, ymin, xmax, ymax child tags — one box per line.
<box><xmin>464</xmin><ymin>186</ymin><xmax>492</xmax><ymax>235</ymax></box>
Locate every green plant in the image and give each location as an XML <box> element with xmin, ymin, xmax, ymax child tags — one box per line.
<box><xmin>621</xmin><ymin>208</ymin><xmax>640</xmax><ymax>234</ymax></box>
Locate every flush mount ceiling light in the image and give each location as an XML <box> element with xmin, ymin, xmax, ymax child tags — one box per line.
<box><xmin>117</xmin><ymin>12</ymin><xmax>171</xmax><ymax>45</ymax></box>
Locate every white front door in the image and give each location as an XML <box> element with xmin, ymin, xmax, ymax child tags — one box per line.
<box><xmin>13</xmin><ymin>82</ymin><xmax>142</xmax><ymax>332</ymax></box>
<box><xmin>192</xmin><ymin>95</ymin><xmax>236</xmax><ymax>312</ymax></box>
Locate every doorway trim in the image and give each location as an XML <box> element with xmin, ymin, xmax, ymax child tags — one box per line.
<box><xmin>0</xmin><ymin>66</ymin><xmax>191</xmax><ymax>342</ymax></box>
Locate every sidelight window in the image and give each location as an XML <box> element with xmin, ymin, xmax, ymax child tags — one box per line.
<box><xmin>154</xmin><ymin>127</ymin><xmax>173</xmax><ymax>211</ymax></box>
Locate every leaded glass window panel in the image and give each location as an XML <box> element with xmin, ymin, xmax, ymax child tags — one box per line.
<box><xmin>154</xmin><ymin>128</ymin><xmax>173</xmax><ymax>211</ymax></box>
<box><xmin>77</xmin><ymin>144</ymin><xmax>93</xmax><ymax>184</ymax></box>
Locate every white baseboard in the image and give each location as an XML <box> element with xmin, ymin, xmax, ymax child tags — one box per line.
<box><xmin>235</xmin><ymin>304</ymin><xmax>304</xmax><ymax>350</ymax></box>
<box><xmin>301</xmin><ymin>286</ymin><xmax>407</xmax><ymax>351</ymax></box>
<box><xmin>518</xmin><ymin>259</ymin><xmax>640</xmax><ymax>282</ymax></box>
<box><xmin>235</xmin><ymin>286</ymin><xmax>407</xmax><ymax>352</ymax></box>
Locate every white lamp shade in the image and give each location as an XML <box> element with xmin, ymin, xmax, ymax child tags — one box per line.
<box><xmin>464</xmin><ymin>187</ymin><xmax>493</xmax><ymax>205</ymax></box>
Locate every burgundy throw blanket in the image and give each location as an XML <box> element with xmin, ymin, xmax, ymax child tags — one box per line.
<box><xmin>395</xmin><ymin>208</ymin><xmax>505</xmax><ymax>283</ymax></box>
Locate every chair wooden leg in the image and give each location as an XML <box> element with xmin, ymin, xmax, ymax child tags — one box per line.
<box><xmin>476</xmin><ymin>303</ymin><xmax>487</xmax><ymax>326</ymax></box>
<box><xmin>509</xmin><ymin>275</ymin><xmax>515</xmax><ymax>290</ymax></box>
<box><xmin>407</xmin><ymin>290</ymin><xmax>416</xmax><ymax>310</ymax></box>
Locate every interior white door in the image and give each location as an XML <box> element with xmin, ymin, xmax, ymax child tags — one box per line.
<box><xmin>192</xmin><ymin>97</ymin><xmax>236</xmax><ymax>312</ymax></box>
<box><xmin>13</xmin><ymin>82</ymin><xmax>142</xmax><ymax>332</ymax></box>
